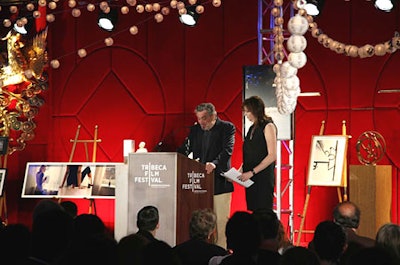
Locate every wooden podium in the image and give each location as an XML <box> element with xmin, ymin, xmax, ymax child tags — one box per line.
<box><xmin>349</xmin><ymin>165</ymin><xmax>392</xmax><ymax>239</ymax></box>
<box><xmin>115</xmin><ymin>152</ymin><xmax>214</xmax><ymax>246</ymax></box>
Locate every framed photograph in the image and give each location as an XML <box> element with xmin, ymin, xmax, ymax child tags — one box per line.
<box><xmin>0</xmin><ymin>137</ymin><xmax>9</xmax><ymax>155</ymax></box>
<box><xmin>307</xmin><ymin>135</ymin><xmax>349</xmax><ymax>187</ymax></box>
<box><xmin>0</xmin><ymin>168</ymin><xmax>7</xmax><ymax>197</ymax></box>
<box><xmin>21</xmin><ymin>162</ymin><xmax>125</xmax><ymax>198</ymax></box>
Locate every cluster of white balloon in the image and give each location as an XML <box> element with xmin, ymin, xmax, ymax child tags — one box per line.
<box><xmin>274</xmin><ymin>12</ymin><xmax>309</xmax><ymax>115</ymax></box>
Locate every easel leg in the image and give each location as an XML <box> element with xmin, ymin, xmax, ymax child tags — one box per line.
<box><xmin>296</xmin><ymin>186</ymin><xmax>311</xmax><ymax>246</ymax></box>
<box><xmin>69</xmin><ymin>125</ymin><xmax>81</xmax><ymax>162</ymax></box>
<box><xmin>0</xmin><ymin>192</ymin><xmax>7</xmax><ymax>225</ymax></box>
<box><xmin>88</xmin><ymin>199</ymin><xmax>96</xmax><ymax>215</ymax></box>
<box><xmin>295</xmin><ymin>120</ymin><xmax>325</xmax><ymax>246</ymax></box>
<box><xmin>337</xmin><ymin>188</ymin><xmax>343</xmax><ymax>203</ymax></box>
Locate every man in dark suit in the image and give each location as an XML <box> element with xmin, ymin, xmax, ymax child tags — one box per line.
<box><xmin>178</xmin><ymin>102</ymin><xmax>235</xmax><ymax>249</ymax></box>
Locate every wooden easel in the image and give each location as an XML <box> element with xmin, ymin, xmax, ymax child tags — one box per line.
<box><xmin>0</xmin><ymin>153</ymin><xmax>8</xmax><ymax>225</ymax></box>
<box><xmin>63</xmin><ymin>125</ymin><xmax>102</xmax><ymax>214</ymax></box>
<box><xmin>295</xmin><ymin>120</ymin><xmax>349</xmax><ymax>246</ymax></box>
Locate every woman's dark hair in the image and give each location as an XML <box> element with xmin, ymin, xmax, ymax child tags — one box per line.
<box><xmin>242</xmin><ymin>96</ymin><xmax>273</xmax><ymax>126</ymax></box>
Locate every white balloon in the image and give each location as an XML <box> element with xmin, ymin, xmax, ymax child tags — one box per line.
<box><xmin>280</xmin><ymin>61</ymin><xmax>298</xmax><ymax>78</ymax></box>
<box><xmin>288</xmin><ymin>14</ymin><xmax>308</xmax><ymax>35</ymax></box>
<box><xmin>283</xmin><ymin>86</ymin><xmax>301</xmax><ymax>98</ymax></box>
<box><xmin>282</xmin><ymin>75</ymin><xmax>300</xmax><ymax>90</ymax></box>
<box><xmin>288</xmin><ymin>52</ymin><xmax>307</xmax><ymax>69</ymax></box>
<box><xmin>287</xmin><ymin>35</ymin><xmax>307</xmax><ymax>53</ymax></box>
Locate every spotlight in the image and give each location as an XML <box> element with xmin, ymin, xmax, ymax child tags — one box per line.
<box><xmin>303</xmin><ymin>0</ymin><xmax>325</xmax><ymax>16</ymax></box>
<box><xmin>98</xmin><ymin>8</ymin><xmax>118</xmax><ymax>32</ymax></box>
<box><xmin>375</xmin><ymin>0</ymin><xmax>395</xmax><ymax>12</ymax></box>
<box><xmin>179</xmin><ymin>5</ymin><xmax>200</xmax><ymax>27</ymax></box>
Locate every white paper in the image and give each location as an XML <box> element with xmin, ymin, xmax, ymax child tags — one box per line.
<box><xmin>221</xmin><ymin>167</ymin><xmax>254</xmax><ymax>188</ymax></box>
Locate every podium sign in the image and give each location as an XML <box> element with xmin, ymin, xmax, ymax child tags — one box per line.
<box><xmin>115</xmin><ymin>152</ymin><xmax>213</xmax><ymax>246</ymax></box>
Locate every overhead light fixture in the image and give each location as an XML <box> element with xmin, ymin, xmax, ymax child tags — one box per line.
<box><xmin>98</xmin><ymin>8</ymin><xmax>118</xmax><ymax>32</ymax></box>
<box><xmin>374</xmin><ymin>0</ymin><xmax>395</xmax><ymax>12</ymax></box>
<box><xmin>179</xmin><ymin>5</ymin><xmax>200</xmax><ymax>27</ymax></box>
<box><xmin>302</xmin><ymin>0</ymin><xmax>325</xmax><ymax>16</ymax></box>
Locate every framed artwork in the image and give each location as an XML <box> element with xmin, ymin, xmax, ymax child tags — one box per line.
<box><xmin>21</xmin><ymin>162</ymin><xmax>125</xmax><ymax>198</ymax></box>
<box><xmin>307</xmin><ymin>135</ymin><xmax>349</xmax><ymax>187</ymax></box>
<box><xmin>0</xmin><ymin>137</ymin><xmax>9</xmax><ymax>155</ymax></box>
<box><xmin>0</xmin><ymin>168</ymin><xmax>7</xmax><ymax>197</ymax></box>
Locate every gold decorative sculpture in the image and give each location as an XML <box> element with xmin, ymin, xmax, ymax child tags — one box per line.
<box><xmin>356</xmin><ymin>131</ymin><xmax>386</xmax><ymax>165</ymax></box>
<box><xmin>0</xmin><ymin>28</ymin><xmax>48</xmax><ymax>154</ymax></box>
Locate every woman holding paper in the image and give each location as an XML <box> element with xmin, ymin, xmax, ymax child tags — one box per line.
<box><xmin>240</xmin><ymin>96</ymin><xmax>277</xmax><ymax>211</ymax></box>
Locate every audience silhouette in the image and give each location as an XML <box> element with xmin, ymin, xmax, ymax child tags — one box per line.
<box><xmin>0</xmin><ymin>223</ymin><xmax>31</xmax><ymax>265</ymax></box>
<box><xmin>28</xmin><ymin>205</ymin><xmax>75</xmax><ymax>264</ymax></box>
<box><xmin>312</xmin><ymin>220</ymin><xmax>347</xmax><ymax>265</ymax></box>
<box><xmin>60</xmin><ymin>200</ymin><xmax>78</xmax><ymax>218</ymax></box>
<box><xmin>332</xmin><ymin>201</ymin><xmax>375</xmax><ymax>265</ymax></box>
<box><xmin>117</xmin><ymin>232</ymin><xmax>150</xmax><ymax>265</ymax></box>
<box><xmin>210</xmin><ymin>211</ymin><xmax>260</xmax><ymax>265</ymax></box>
<box><xmin>280</xmin><ymin>246</ymin><xmax>319</xmax><ymax>265</ymax></box>
<box><xmin>173</xmin><ymin>208</ymin><xmax>228</xmax><ymax>265</ymax></box>
<box><xmin>136</xmin><ymin>205</ymin><xmax>160</xmax><ymax>242</ymax></box>
<box><xmin>252</xmin><ymin>208</ymin><xmax>282</xmax><ymax>265</ymax></box>
<box><xmin>346</xmin><ymin>246</ymin><xmax>394</xmax><ymax>265</ymax></box>
<box><xmin>375</xmin><ymin>223</ymin><xmax>400</xmax><ymax>265</ymax></box>
<box><xmin>142</xmin><ymin>240</ymin><xmax>181</xmax><ymax>265</ymax></box>
<box><xmin>3</xmin><ymin>199</ymin><xmax>400</xmax><ymax>265</ymax></box>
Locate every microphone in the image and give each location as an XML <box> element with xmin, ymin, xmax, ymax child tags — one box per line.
<box><xmin>152</xmin><ymin>141</ymin><xmax>163</xmax><ymax>152</ymax></box>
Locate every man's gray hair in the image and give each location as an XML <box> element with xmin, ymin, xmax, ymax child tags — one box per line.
<box><xmin>195</xmin><ymin>103</ymin><xmax>217</xmax><ymax>116</ymax></box>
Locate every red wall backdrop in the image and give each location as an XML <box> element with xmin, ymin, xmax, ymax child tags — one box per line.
<box><xmin>3</xmin><ymin>0</ymin><xmax>400</xmax><ymax>245</ymax></box>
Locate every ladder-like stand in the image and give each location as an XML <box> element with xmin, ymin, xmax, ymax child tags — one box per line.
<box><xmin>61</xmin><ymin>125</ymin><xmax>102</xmax><ymax>214</ymax></box>
<box><xmin>295</xmin><ymin>120</ymin><xmax>350</xmax><ymax>246</ymax></box>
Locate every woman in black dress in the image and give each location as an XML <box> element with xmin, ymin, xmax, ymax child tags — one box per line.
<box><xmin>240</xmin><ymin>96</ymin><xmax>277</xmax><ymax>211</ymax></box>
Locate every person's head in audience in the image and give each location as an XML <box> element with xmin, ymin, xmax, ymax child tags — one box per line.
<box><xmin>56</xmin><ymin>232</ymin><xmax>118</xmax><ymax>265</ymax></box>
<box><xmin>31</xmin><ymin>207</ymin><xmax>75</xmax><ymax>264</ymax></box>
<box><xmin>280</xmin><ymin>246</ymin><xmax>319</xmax><ymax>265</ymax></box>
<box><xmin>117</xmin><ymin>233</ymin><xmax>150</xmax><ymax>265</ymax></box>
<box><xmin>189</xmin><ymin>208</ymin><xmax>217</xmax><ymax>243</ymax></box>
<box><xmin>73</xmin><ymin>213</ymin><xmax>107</xmax><ymax>238</ymax></box>
<box><xmin>137</xmin><ymin>205</ymin><xmax>159</xmax><ymax>235</ymax></box>
<box><xmin>32</xmin><ymin>198</ymin><xmax>64</xmax><ymax>221</ymax></box>
<box><xmin>375</xmin><ymin>223</ymin><xmax>400</xmax><ymax>264</ymax></box>
<box><xmin>312</xmin><ymin>220</ymin><xmax>347</xmax><ymax>264</ymax></box>
<box><xmin>60</xmin><ymin>200</ymin><xmax>78</xmax><ymax>218</ymax></box>
<box><xmin>225</xmin><ymin>211</ymin><xmax>261</xmax><ymax>255</ymax></box>
<box><xmin>333</xmin><ymin>201</ymin><xmax>360</xmax><ymax>229</ymax></box>
<box><xmin>142</xmin><ymin>240</ymin><xmax>181</xmax><ymax>265</ymax></box>
<box><xmin>252</xmin><ymin>208</ymin><xmax>280</xmax><ymax>250</ymax></box>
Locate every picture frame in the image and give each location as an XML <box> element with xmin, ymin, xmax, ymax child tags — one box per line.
<box><xmin>0</xmin><ymin>137</ymin><xmax>9</xmax><ymax>155</ymax></box>
<box><xmin>307</xmin><ymin>135</ymin><xmax>349</xmax><ymax>187</ymax></box>
<box><xmin>0</xmin><ymin>168</ymin><xmax>7</xmax><ymax>197</ymax></box>
<box><xmin>21</xmin><ymin>162</ymin><xmax>125</xmax><ymax>198</ymax></box>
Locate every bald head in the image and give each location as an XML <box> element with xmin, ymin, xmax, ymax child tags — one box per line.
<box><xmin>333</xmin><ymin>201</ymin><xmax>360</xmax><ymax>229</ymax></box>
